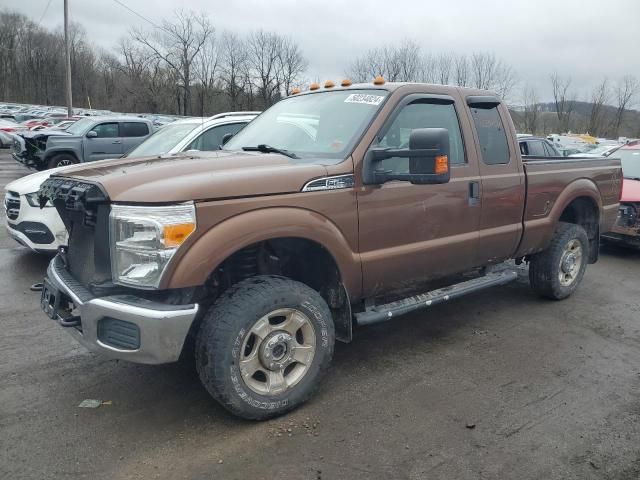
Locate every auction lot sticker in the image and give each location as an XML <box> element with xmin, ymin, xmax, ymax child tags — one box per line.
<box><xmin>344</xmin><ymin>94</ymin><xmax>385</xmax><ymax>105</ymax></box>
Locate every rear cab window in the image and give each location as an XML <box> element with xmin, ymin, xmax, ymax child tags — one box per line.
<box><xmin>469</xmin><ymin>105</ymin><xmax>510</xmax><ymax>165</ymax></box>
<box><xmin>121</xmin><ymin>122</ymin><xmax>150</xmax><ymax>137</ymax></box>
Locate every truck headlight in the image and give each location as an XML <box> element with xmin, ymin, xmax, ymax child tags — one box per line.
<box><xmin>110</xmin><ymin>203</ymin><xmax>196</xmax><ymax>288</ymax></box>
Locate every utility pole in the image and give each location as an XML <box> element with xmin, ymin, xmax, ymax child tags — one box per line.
<box><xmin>64</xmin><ymin>0</ymin><xmax>73</xmax><ymax>117</ymax></box>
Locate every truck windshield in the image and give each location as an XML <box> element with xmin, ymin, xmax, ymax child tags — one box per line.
<box><xmin>65</xmin><ymin>117</ymin><xmax>95</xmax><ymax>136</ymax></box>
<box><xmin>126</xmin><ymin>123</ymin><xmax>199</xmax><ymax>157</ymax></box>
<box><xmin>618</xmin><ymin>149</ymin><xmax>640</xmax><ymax>178</ymax></box>
<box><xmin>224</xmin><ymin>89</ymin><xmax>388</xmax><ymax>159</ymax></box>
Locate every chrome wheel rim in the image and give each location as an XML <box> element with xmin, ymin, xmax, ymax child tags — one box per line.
<box><xmin>239</xmin><ymin>308</ymin><xmax>316</xmax><ymax>396</ymax></box>
<box><xmin>558</xmin><ymin>239</ymin><xmax>583</xmax><ymax>287</ymax></box>
<box><xmin>57</xmin><ymin>159</ymin><xmax>73</xmax><ymax>166</ymax></box>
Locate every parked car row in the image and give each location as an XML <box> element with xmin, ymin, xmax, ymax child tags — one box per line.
<box><xmin>4</xmin><ymin>111</ymin><xmax>258</xmax><ymax>253</ymax></box>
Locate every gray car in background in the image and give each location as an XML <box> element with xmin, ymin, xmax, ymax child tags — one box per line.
<box><xmin>12</xmin><ymin>116</ymin><xmax>154</xmax><ymax>170</ymax></box>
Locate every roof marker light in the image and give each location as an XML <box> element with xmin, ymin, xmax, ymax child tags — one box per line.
<box><xmin>341</xmin><ymin>79</ymin><xmax>352</xmax><ymax>87</ymax></box>
<box><xmin>324</xmin><ymin>80</ymin><xmax>335</xmax><ymax>88</ymax></box>
<box><xmin>309</xmin><ymin>82</ymin><xmax>320</xmax><ymax>91</ymax></box>
<box><xmin>290</xmin><ymin>87</ymin><xmax>301</xmax><ymax>95</ymax></box>
<box><xmin>373</xmin><ymin>75</ymin><xmax>385</xmax><ymax>85</ymax></box>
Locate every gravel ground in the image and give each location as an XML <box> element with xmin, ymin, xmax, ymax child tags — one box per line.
<box><xmin>1</xmin><ymin>151</ymin><xmax>639</xmax><ymax>480</ymax></box>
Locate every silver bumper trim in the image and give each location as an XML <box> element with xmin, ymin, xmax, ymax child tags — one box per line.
<box><xmin>45</xmin><ymin>256</ymin><xmax>199</xmax><ymax>364</ymax></box>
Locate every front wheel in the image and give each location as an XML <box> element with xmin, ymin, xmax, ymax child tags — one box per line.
<box><xmin>47</xmin><ymin>154</ymin><xmax>77</xmax><ymax>169</ymax></box>
<box><xmin>529</xmin><ymin>222</ymin><xmax>589</xmax><ymax>300</ymax></box>
<box><xmin>196</xmin><ymin>275</ymin><xmax>335</xmax><ymax>420</ymax></box>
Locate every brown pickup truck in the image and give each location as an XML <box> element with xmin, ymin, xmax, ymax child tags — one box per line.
<box><xmin>38</xmin><ymin>81</ymin><xmax>621</xmax><ymax>420</ymax></box>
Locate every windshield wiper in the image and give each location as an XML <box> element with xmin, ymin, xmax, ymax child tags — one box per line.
<box><xmin>624</xmin><ymin>176</ymin><xmax>640</xmax><ymax>181</ymax></box>
<box><xmin>242</xmin><ymin>144</ymin><xmax>299</xmax><ymax>159</ymax></box>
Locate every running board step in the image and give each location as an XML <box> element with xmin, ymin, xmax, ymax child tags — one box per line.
<box><xmin>355</xmin><ymin>269</ymin><xmax>518</xmax><ymax>326</ymax></box>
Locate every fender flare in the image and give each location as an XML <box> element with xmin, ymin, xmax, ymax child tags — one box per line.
<box><xmin>529</xmin><ymin>178</ymin><xmax>602</xmax><ymax>254</ymax></box>
<box><xmin>548</xmin><ymin>178</ymin><xmax>602</xmax><ymax>224</ymax></box>
<box><xmin>163</xmin><ymin>207</ymin><xmax>362</xmax><ymax>298</ymax></box>
<box><xmin>44</xmin><ymin>148</ymin><xmax>80</xmax><ymax>162</ymax></box>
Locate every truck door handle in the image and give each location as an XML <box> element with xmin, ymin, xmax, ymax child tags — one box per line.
<box><xmin>469</xmin><ymin>181</ymin><xmax>480</xmax><ymax>206</ymax></box>
<box><xmin>112</xmin><ymin>140</ymin><xmax>122</xmax><ymax>144</ymax></box>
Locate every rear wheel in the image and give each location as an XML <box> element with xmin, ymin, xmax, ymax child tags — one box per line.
<box><xmin>196</xmin><ymin>275</ymin><xmax>335</xmax><ymax>420</ymax></box>
<box><xmin>47</xmin><ymin>154</ymin><xmax>77</xmax><ymax>169</ymax></box>
<box><xmin>529</xmin><ymin>222</ymin><xmax>589</xmax><ymax>300</ymax></box>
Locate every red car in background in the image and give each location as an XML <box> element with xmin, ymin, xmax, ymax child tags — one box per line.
<box><xmin>603</xmin><ymin>144</ymin><xmax>640</xmax><ymax>247</ymax></box>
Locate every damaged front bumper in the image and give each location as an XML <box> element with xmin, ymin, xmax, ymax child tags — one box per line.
<box><xmin>42</xmin><ymin>255</ymin><xmax>199</xmax><ymax>364</ymax></box>
<box><xmin>11</xmin><ymin>134</ymin><xmax>46</xmax><ymax>169</ymax></box>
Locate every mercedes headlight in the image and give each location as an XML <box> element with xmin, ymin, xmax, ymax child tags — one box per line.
<box><xmin>25</xmin><ymin>192</ymin><xmax>52</xmax><ymax>207</ymax></box>
<box><xmin>110</xmin><ymin>203</ymin><xmax>196</xmax><ymax>288</ymax></box>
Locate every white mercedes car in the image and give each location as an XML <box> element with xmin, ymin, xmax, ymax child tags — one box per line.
<box><xmin>4</xmin><ymin>111</ymin><xmax>258</xmax><ymax>253</ymax></box>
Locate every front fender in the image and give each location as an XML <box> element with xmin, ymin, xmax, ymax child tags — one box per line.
<box><xmin>162</xmin><ymin>207</ymin><xmax>362</xmax><ymax>299</ymax></box>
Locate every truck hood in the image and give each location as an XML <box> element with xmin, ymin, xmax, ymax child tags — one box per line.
<box><xmin>5</xmin><ymin>165</ymin><xmax>75</xmax><ymax>194</ymax></box>
<box><xmin>621</xmin><ymin>178</ymin><xmax>640</xmax><ymax>202</ymax></box>
<box><xmin>52</xmin><ymin>151</ymin><xmax>330</xmax><ymax>203</ymax></box>
<box><xmin>20</xmin><ymin>129</ymin><xmax>71</xmax><ymax>139</ymax></box>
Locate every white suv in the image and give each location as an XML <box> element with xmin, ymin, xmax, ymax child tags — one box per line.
<box><xmin>4</xmin><ymin>112</ymin><xmax>258</xmax><ymax>253</ymax></box>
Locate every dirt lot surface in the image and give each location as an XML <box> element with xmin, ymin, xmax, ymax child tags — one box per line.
<box><xmin>1</xmin><ymin>151</ymin><xmax>639</xmax><ymax>480</ymax></box>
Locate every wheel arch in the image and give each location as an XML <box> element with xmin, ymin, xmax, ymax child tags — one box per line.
<box><xmin>551</xmin><ymin>181</ymin><xmax>602</xmax><ymax>263</ymax></box>
<box><xmin>164</xmin><ymin>207</ymin><xmax>361</xmax><ymax>341</ymax></box>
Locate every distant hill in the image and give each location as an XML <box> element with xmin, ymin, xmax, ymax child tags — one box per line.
<box><xmin>510</xmin><ymin>101</ymin><xmax>640</xmax><ymax>138</ymax></box>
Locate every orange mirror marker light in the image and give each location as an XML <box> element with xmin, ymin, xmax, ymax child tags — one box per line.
<box><xmin>324</xmin><ymin>80</ymin><xmax>335</xmax><ymax>88</ymax></box>
<box><xmin>435</xmin><ymin>155</ymin><xmax>449</xmax><ymax>175</ymax></box>
<box><xmin>373</xmin><ymin>75</ymin><xmax>385</xmax><ymax>85</ymax></box>
<box><xmin>290</xmin><ymin>87</ymin><xmax>301</xmax><ymax>95</ymax></box>
<box><xmin>341</xmin><ymin>79</ymin><xmax>353</xmax><ymax>87</ymax></box>
<box><xmin>309</xmin><ymin>82</ymin><xmax>320</xmax><ymax>91</ymax></box>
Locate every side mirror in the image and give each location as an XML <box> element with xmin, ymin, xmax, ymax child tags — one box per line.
<box><xmin>221</xmin><ymin>132</ymin><xmax>234</xmax><ymax>146</ymax></box>
<box><xmin>86</xmin><ymin>130</ymin><xmax>97</xmax><ymax>138</ymax></box>
<box><xmin>363</xmin><ymin>128</ymin><xmax>450</xmax><ymax>185</ymax></box>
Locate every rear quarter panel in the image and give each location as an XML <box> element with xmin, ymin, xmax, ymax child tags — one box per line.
<box><xmin>516</xmin><ymin>157</ymin><xmax>621</xmax><ymax>257</ymax></box>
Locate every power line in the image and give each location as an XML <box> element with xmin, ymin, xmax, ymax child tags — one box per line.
<box><xmin>111</xmin><ymin>0</ymin><xmax>163</xmax><ymax>31</ymax></box>
<box><xmin>36</xmin><ymin>0</ymin><xmax>53</xmax><ymax>27</ymax></box>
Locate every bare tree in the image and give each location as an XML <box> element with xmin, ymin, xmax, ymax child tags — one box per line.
<box><xmin>395</xmin><ymin>40</ymin><xmax>421</xmax><ymax>82</ymax></box>
<box><xmin>453</xmin><ymin>54</ymin><xmax>470</xmax><ymax>87</ymax></box>
<box><xmin>613</xmin><ymin>75</ymin><xmax>639</xmax><ymax>137</ymax></box>
<box><xmin>276</xmin><ymin>37</ymin><xmax>307</xmax><ymax>95</ymax></box>
<box><xmin>435</xmin><ymin>54</ymin><xmax>452</xmax><ymax>85</ymax></box>
<box><xmin>131</xmin><ymin>10</ymin><xmax>214</xmax><ymax>115</ymax></box>
<box><xmin>522</xmin><ymin>85</ymin><xmax>540</xmax><ymax>134</ymax></box>
<box><xmin>347</xmin><ymin>41</ymin><xmax>422</xmax><ymax>83</ymax></box>
<box><xmin>246</xmin><ymin>30</ymin><xmax>283</xmax><ymax>107</ymax></box>
<box><xmin>587</xmin><ymin>78</ymin><xmax>609</xmax><ymax>137</ymax></box>
<box><xmin>219</xmin><ymin>33</ymin><xmax>248</xmax><ymax>110</ymax></box>
<box><xmin>195</xmin><ymin>34</ymin><xmax>220</xmax><ymax>116</ymax></box>
<box><xmin>550</xmin><ymin>73</ymin><xmax>574</xmax><ymax>133</ymax></box>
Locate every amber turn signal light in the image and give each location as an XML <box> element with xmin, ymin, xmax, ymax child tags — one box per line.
<box><xmin>373</xmin><ymin>75</ymin><xmax>385</xmax><ymax>85</ymax></box>
<box><xmin>435</xmin><ymin>155</ymin><xmax>449</xmax><ymax>175</ymax></box>
<box><xmin>164</xmin><ymin>223</ymin><xmax>196</xmax><ymax>248</ymax></box>
<box><xmin>309</xmin><ymin>82</ymin><xmax>320</xmax><ymax>91</ymax></box>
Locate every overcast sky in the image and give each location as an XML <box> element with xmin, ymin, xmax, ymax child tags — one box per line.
<box><xmin>5</xmin><ymin>0</ymin><xmax>640</xmax><ymax>103</ymax></box>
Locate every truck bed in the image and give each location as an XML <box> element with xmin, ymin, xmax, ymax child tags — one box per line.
<box><xmin>516</xmin><ymin>155</ymin><xmax>621</xmax><ymax>257</ymax></box>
